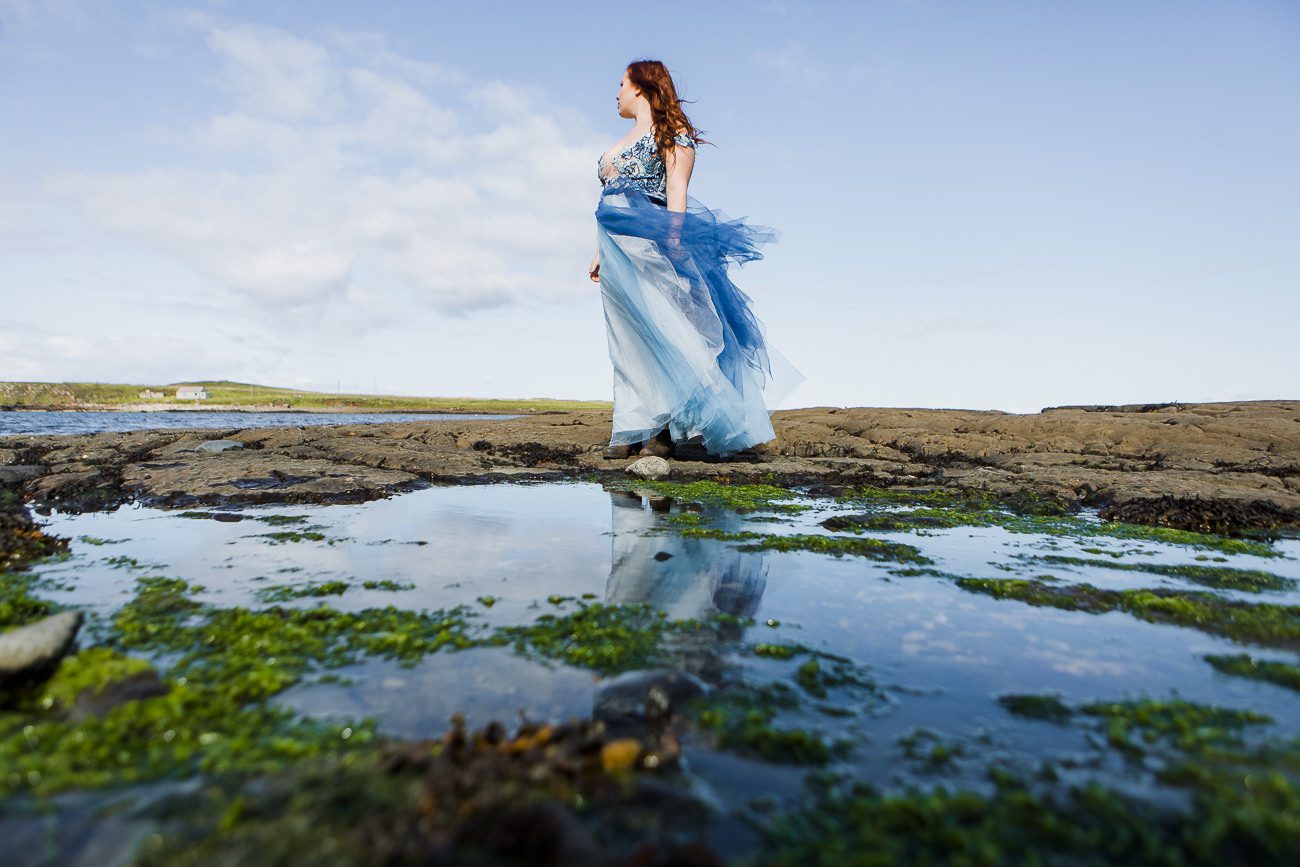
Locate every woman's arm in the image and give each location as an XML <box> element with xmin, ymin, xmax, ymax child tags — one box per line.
<box><xmin>664</xmin><ymin>141</ymin><xmax>695</xmax><ymax>213</ymax></box>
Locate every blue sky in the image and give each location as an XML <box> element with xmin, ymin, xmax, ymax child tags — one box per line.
<box><xmin>1</xmin><ymin>0</ymin><xmax>1296</xmax><ymax>411</ymax></box>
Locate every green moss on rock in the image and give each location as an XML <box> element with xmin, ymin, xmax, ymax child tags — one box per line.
<box><xmin>1204</xmin><ymin>653</ymin><xmax>1300</xmax><ymax>693</ymax></box>
<box><xmin>956</xmin><ymin>578</ymin><xmax>1300</xmax><ymax>649</ymax></box>
<box><xmin>997</xmin><ymin>693</ymin><xmax>1074</xmax><ymax>724</ymax></box>
<box><xmin>680</xmin><ymin>528</ymin><xmax>931</xmax><ymax>564</ymax></box>
<box><xmin>1035</xmin><ymin>554</ymin><xmax>1295</xmax><ymax>592</ymax></box>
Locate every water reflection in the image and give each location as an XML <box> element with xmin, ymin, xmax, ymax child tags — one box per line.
<box><xmin>605</xmin><ymin>490</ymin><xmax>769</xmax><ymax>623</ymax></box>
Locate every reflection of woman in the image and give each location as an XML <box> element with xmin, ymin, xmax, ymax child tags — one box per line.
<box><xmin>589</xmin><ymin>60</ymin><xmax>802</xmax><ymax>460</ymax></box>
<box><xmin>605</xmin><ymin>491</ymin><xmax>768</xmax><ymax>623</ymax></box>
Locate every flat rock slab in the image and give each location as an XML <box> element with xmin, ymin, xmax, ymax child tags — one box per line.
<box><xmin>1</xmin><ymin>401</ymin><xmax>1298</xmax><ymax>532</ymax></box>
<box><xmin>0</xmin><ymin>465</ymin><xmax>46</xmax><ymax>484</ymax></box>
<box><xmin>119</xmin><ymin>451</ymin><xmax>425</xmax><ymax>506</ymax></box>
<box><xmin>195</xmin><ymin>439</ymin><xmax>244</xmax><ymax>453</ymax></box>
<box><xmin>0</xmin><ymin>610</ymin><xmax>84</xmax><ymax>688</ymax></box>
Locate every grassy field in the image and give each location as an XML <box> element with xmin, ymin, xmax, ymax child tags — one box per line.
<box><xmin>0</xmin><ymin>381</ymin><xmax>611</xmax><ymax>414</ymax></box>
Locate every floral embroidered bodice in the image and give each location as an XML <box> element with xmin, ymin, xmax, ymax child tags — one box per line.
<box><xmin>597</xmin><ymin>128</ymin><xmax>696</xmax><ymax>203</ymax></box>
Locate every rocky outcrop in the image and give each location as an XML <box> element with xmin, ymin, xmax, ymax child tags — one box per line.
<box><xmin>0</xmin><ymin>610</ymin><xmax>83</xmax><ymax>690</ymax></box>
<box><xmin>1</xmin><ymin>487</ymin><xmax>69</xmax><ymax>571</ymax></box>
<box><xmin>0</xmin><ymin>400</ymin><xmax>1296</xmax><ymax>533</ymax></box>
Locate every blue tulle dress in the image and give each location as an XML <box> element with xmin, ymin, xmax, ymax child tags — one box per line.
<box><xmin>595</xmin><ymin>129</ymin><xmax>803</xmax><ymax>456</ymax></box>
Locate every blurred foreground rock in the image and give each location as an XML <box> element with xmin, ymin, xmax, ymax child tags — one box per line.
<box><xmin>0</xmin><ymin>610</ymin><xmax>83</xmax><ymax>690</ymax></box>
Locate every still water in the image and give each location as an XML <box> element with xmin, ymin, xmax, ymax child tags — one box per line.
<box><xmin>0</xmin><ymin>410</ymin><xmax>513</xmax><ymax>437</ymax></box>
<box><xmin>24</xmin><ymin>481</ymin><xmax>1300</xmax><ymax>807</ymax></box>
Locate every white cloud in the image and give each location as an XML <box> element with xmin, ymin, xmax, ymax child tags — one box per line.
<box><xmin>41</xmin><ymin>17</ymin><xmax>607</xmax><ymax>329</ymax></box>
<box><xmin>206</xmin><ymin>22</ymin><xmax>342</xmax><ymax>122</ymax></box>
<box><xmin>0</xmin><ymin>318</ymin><xmax>272</xmax><ymax>384</ymax></box>
<box><xmin>875</xmin><ymin>314</ymin><xmax>1006</xmax><ymax>338</ymax></box>
<box><xmin>752</xmin><ymin>44</ymin><xmax>829</xmax><ymax>87</ymax></box>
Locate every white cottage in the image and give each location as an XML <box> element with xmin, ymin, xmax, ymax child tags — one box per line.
<box><xmin>176</xmin><ymin>386</ymin><xmax>209</xmax><ymax>400</ymax></box>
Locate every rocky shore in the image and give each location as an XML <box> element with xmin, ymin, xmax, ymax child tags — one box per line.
<box><xmin>1</xmin><ymin>400</ymin><xmax>1297</xmax><ymax>534</ymax></box>
<box><xmin>3</xmin><ymin>402</ymin><xmax>505</xmax><ymax>413</ymax></box>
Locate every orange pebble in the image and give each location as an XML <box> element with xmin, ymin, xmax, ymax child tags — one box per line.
<box><xmin>600</xmin><ymin>738</ymin><xmax>642</xmax><ymax>773</ymax></box>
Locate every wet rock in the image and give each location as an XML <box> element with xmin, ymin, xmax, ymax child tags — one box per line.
<box><xmin>24</xmin><ymin>468</ymin><xmax>127</xmax><ymax>513</ymax></box>
<box><xmin>118</xmin><ymin>452</ymin><xmax>424</xmax><ymax>507</ymax></box>
<box><xmin>195</xmin><ymin>439</ymin><xmax>244</xmax><ymax>453</ymax></box>
<box><xmin>0</xmin><ymin>464</ymin><xmax>46</xmax><ymax>484</ymax></box>
<box><xmin>69</xmin><ymin>669</ymin><xmax>170</xmax><ymax>723</ymax></box>
<box><xmin>2</xmin><ymin>400</ymin><xmax>1297</xmax><ymax>532</ymax></box>
<box><xmin>595</xmin><ymin>668</ymin><xmax>708</xmax><ymax>732</ymax></box>
<box><xmin>0</xmin><ymin>610</ymin><xmax>84</xmax><ymax>689</ymax></box>
<box><xmin>627</xmin><ymin>456</ymin><xmax>671</xmax><ymax>480</ymax></box>
<box><xmin>1</xmin><ymin>495</ymin><xmax>69</xmax><ymax>570</ymax></box>
<box><xmin>1098</xmin><ymin>494</ymin><xmax>1300</xmax><ymax>536</ymax></box>
<box><xmin>451</xmin><ymin>796</ymin><xmax>599</xmax><ymax>866</ymax></box>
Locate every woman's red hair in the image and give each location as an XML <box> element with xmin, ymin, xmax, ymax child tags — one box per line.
<box><xmin>626</xmin><ymin>60</ymin><xmax>709</xmax><ymax>156</ymax></box>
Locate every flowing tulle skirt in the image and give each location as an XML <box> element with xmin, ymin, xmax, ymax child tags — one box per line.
<box><xmin>595</xmin><ymin>182</ymin><xmax>803</xmax><ymax>456</ymax></box>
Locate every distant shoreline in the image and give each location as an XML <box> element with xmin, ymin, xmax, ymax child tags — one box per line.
<box><xmin>0</xmin><ymin>403</ymin><xmax>520</xmax><ymax>415</ymax></box>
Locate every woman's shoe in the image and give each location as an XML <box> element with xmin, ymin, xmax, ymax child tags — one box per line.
<box><xmin>603</xmin><ymin>443</ymin><xmax>638</xmax><ymax>459</ymax></box>
<box><xmin>638</xmin><ymin>438</ymin><xmax>673</xmax><ymax>458</ymax></box>
<box><xmin>637</xmin><ymin>430</ymin><xmax>673</xmax><ymax>458</ymax></box>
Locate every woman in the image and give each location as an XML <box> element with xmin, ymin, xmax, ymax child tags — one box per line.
<box><xmin>589</xmin><ymin>60</ymin><xmax>802</xmax><ymax>460</ymax></box>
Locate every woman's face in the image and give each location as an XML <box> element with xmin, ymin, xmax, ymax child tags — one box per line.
<box><xmin>616</xmin><ymin>71</ymin><xmax>640</xmax><ymax>119</ymax></box>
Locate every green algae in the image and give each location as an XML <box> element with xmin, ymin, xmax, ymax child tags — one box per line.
<box><xmin>30</xmin><ymin>647</ymin><xmax>154</xmax><ymax>711</ymax></box>
<box><xmin>794</xmin><ymin>657</ymin><xmax>877</xmax><ymax>700</ymax></box>
<box><xmin>747</xmin><ymin>773</ymin><xmax>1300</xmax><ymax>867</ymax></box>
<box><xmin>0</xmin><ymin>570</ymin><xmax>59</xmax><ymax>628</ymax></box>
<box><xmin>251</xmin><ymin>514</ymin><xmax>310</xmax><ymax>526</ymax></box>
<box><xmin>610</xmin><ymin>479</ymin><xmax>808</xmax><ymax>513</ymax></box>
<box><xmin>792</xmin><ymin>696</ymin><xmax>1300</xmax><ymax>862</ymax></box>
<box><xmin>1031</xmin><ymin>554</ymin><xmax>1296</xmax><ymax>592</ymax></box>
<box><xmin>103</xmin><ymin>554</ymin><xmax>151</xmax><ymax>569</ymax></box>
<box><xmin>753</xmin><ymin>642</ymin><xmax>807</xmax><ymax>660</ymax></box>
<box><xmin>832</xmin><ymin>487</ymin><xmax>1281</xmax><ymax>557</ymax></box>
<box><xmin>75</xmin><ymin>535</ymin><xmax>125</xmax><ymax>546</ymax></box>
<box><xmin>1079</xmin><ymin>697</ymin><xmax>1273</xmax><ymax>756</ymax></box>
<box><xmin>840</xmin><ymin>485</ymin><xmax>1071</xmax><ymax>516</ymax></box>
<box><xmin>955</xmin><ymin>578</ymin><xmax>1300</xmax><ymax>649</ymax></box>
<box><xmin>997</xmin><ymin>693</ymin><xmax>1074</xmax><ymax>724</ymax></box>
<box><xmin>695</xmin><ymin>683</ymin><xmax>835</xmax><ymax>765</ymax></box>
<box><xmin>110</xmin><ymin>575</ymin><xmax>483</xmax><ymax>700</ymax></box>
<box><xmin>497</xmin><ymin>600</ymin><xmax>736</xmax><ymax>675</ymax></box>
<box><xmin>0</xmin><ymin>668</ymin><xmax>373</xmax><ymax>798</ymax></box>
<box><xmin>0</xmin><ymin>570</ymin><xmax>504</xmax><ymax>797</ymax></box>
<box><xmin>822</xmin><ymin>510</ymin><xmax>974</xmax><ymax>533</ymax></box>
<box><xmin>254</xmin><ymin>580</ymin><xmax>350</xmax><ymax>603</ymax></box>
<box><xmin>897</xmin><ymin>727</ymin><xmax>966</xmax><ymax>769</ymax></box>
<box><xmin>1204</xmin><ymin>653</ymin><xmax>1300</xmax><ymax>693</ymax></box>
<box><xmin>251</xmin><ymin>529</ymin><xmax>329</xmax><ymax>544</ymax></box>
<box><xmin>361</xmin><ymin>579</ymin><xmax>414</xmax><ymax>592</ymax></box>
<box><xmin>680</xmin><ymin>528</ymin><xmax>931</xmax><ymax>564</ymax></box>
<box><xmin>1094</xmin><ymin>523</ymin><xmax>1279</xmax><ymax>557</ymax></box>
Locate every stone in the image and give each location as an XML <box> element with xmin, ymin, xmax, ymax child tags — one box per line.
<box><xmin>0</xmin><ymin>464</ymin><xmax>47</xmax><ymax>484</ymax></box>
<box><xmin>196</xmin><ymin>439</ymin><xmax>244</xmax><ymax>453</ymax></box>
<box><xmin>594</xmin><ymin>668</ymin><xmax>708</xmax><ymax>732</ymax></box>
<box><xmin>70</xmin><ymin>670</ymin><xmax>170</xmax><ymax>723</ymax></box>
<box><xmin>0</xmin><ymin>610</ymin><xmax>84</xmax><ymax>689</ymax></box>
<box><xmin>626</xmin><ymin>456</ymin><xmax>670</xmax><ymax>480</ymax></box>
<box><xmin>599</xmin><ymin>738</ymin><xmax>642</xmax><ymax>772</ymax></box>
